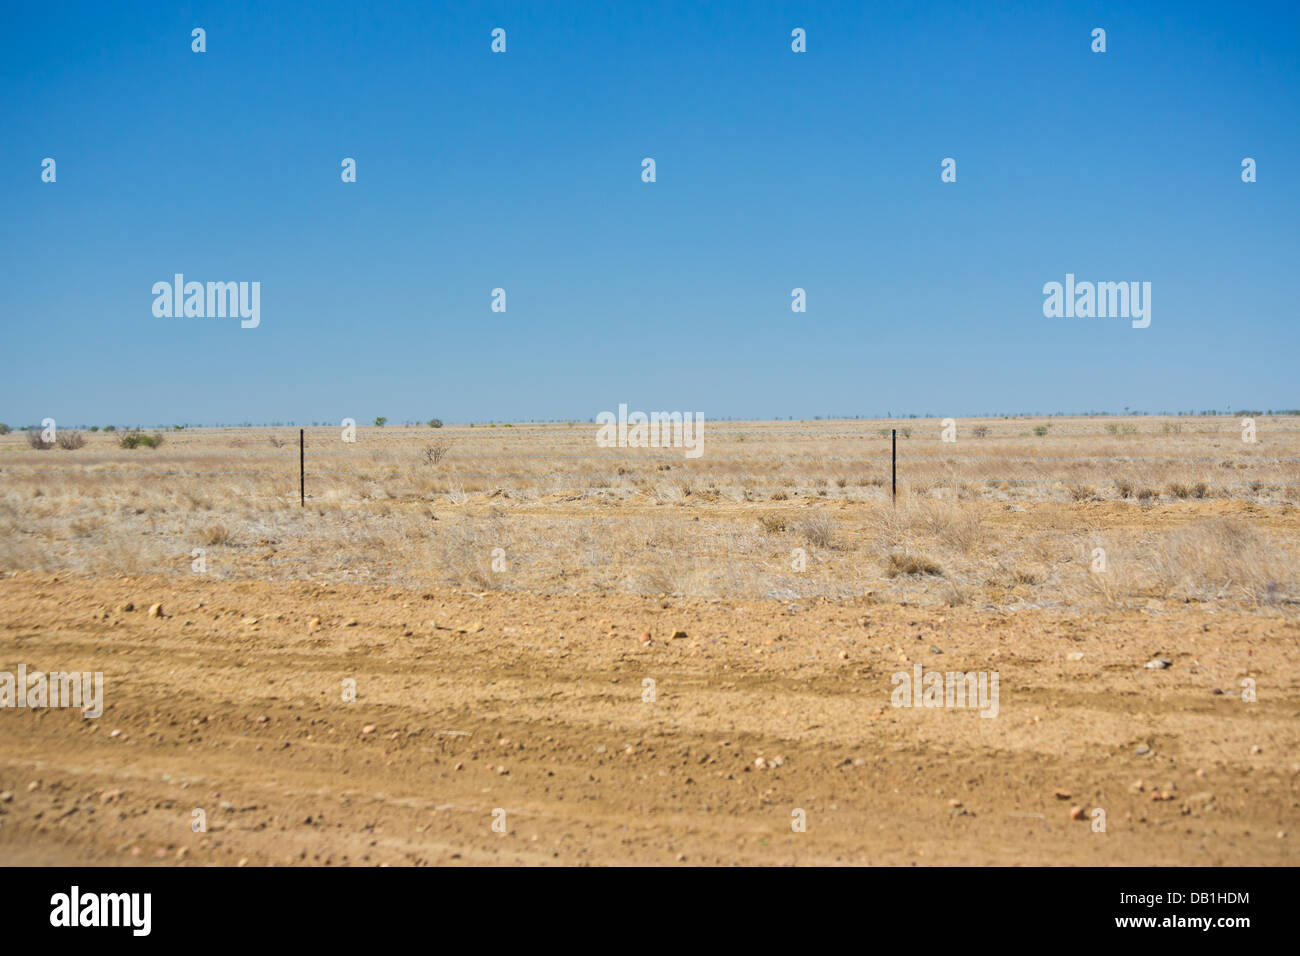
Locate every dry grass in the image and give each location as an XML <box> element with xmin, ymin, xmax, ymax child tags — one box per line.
<box><xmin>0</xmin><ymin>416</ymin><xmax>1297</xmax><ymax>610</ymax></box>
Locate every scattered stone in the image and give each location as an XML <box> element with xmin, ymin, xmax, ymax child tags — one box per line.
<box><xmin>361</xmin><ymin>724</ymin><xmax>376</xmax><ymax>735</ymax></box>
<box><xmin>1069</xmin><ymin>806</ymin><xmax>1086</xmax><ymax>821</ymax></box>
<box><xmin>671</xmin><ymin>630</ymin><xmax>688</xmax><ymax>640</ymax></box>
<box><xmin>1067</xmin><ymin>652</ymin><xmax>1084</xmax><ymax>661</ymax></box>
<box><xmin>119</xmin><ymin>603</ymin><xmax>134</xmax><ymax>613</ymax></box>
<box><xmin>1251</xmin><ymin>745</ymin><xmax>1263</xmax><ymax>754</ymax></box>
<box><xmin>0</xmin><ymin>791</ymin><xmax>13</xmax><ymax>803</ymax></box>
<box><xmin>1134</xmin><ymin>743</ymin><xmax>1151</xmax><ymax>756</ymax></box>
<box><xmin>307</xmin><ymin>617</ymin><xmax>322</xmax><ymax>631</ymax></box>
<box><xmin>929</xmin><ymin>645</ymin><xmax>943</xmax><ymax>654</ymax></box>
<box><xmin>1054</xmin><ymin>790</ymin><xmax>1071</xmax><ymax>800</ymax></box>
<box><xmin>1145</xmin><ymin>658</ymin><xmax>1172</xmax><ymax>669</ymax></box>
<box><xmin>148</xmin><ymin>603</ymin><xmax>164</xmax><ymax>618</ymax></box>
<box><xmin>754</xmin><ymin>757</ymin><xmax>767</xmax><ymax>770</ymax></box>
<box><xmin>345</xmin><ymin>619</ymin><xmax>358</xmax><ymax>627</ymax></box>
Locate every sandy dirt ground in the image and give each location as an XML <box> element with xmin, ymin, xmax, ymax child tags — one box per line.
<box><xmin>1</xmin><ymin>570</ymin><xmax>1296</xmax><ymax>866</ymax></box>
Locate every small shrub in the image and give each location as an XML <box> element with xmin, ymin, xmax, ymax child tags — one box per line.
<box><xmin>198</xmin><ymin>524</ymin><xmax>232</xmax><ymax>546</ymax></box>
<box><xmin>103</xmin><ymin>425</ymin><xmax>116</xmax><ymax>432</ymax></box>
<box><xmin>0</xmin><ymin>423</ymin><xmax>10</xmax><ymax>435</ymax></box>
<box><xmin>885</xmin><ymin>552</ymin><xmax>943</xmax><ymax>577</ymax></box>
<box><xmin>1167</xmin><ymin>483</ymin><xmax>1191</xmax><ymax>499</ymax></box>
<box><xmin>1068</xmin><ymin>484</ymin><xmax>1097</xmax><ymax>502</ymax></box>
<box><xmin>26</xmin><ymin>428</ymin><xmax>54</xmax><ymax>449</ymax></box>
<box><xmin>120</xmin><ymin>430</ymin><xmax>164</xmax><ymax>450</ymax></box>
<box><xmin>423</xmin><ymin>441</ymin><xmax>452</xmax><ymax>464</ymax></box>
<box><xmin>1136</xmin><ymin>487</ymin><xmax>1157</xmax><ymax>503</ymax></box>
<box><xmin>769</xmin><ymin>490</ymin><xmax>788</xmax><ymax>501</ymax></box>
<box><xmin>1192</xmin><ymin>482</ymin><xmax>1209</xmax><ymax>499</ymax></box>
<box><xmin>428</xmin><ymin>418</ymin><xmax>444</xmax><ymax>428</ymax></box>
<box><xmin>56</xmin><ymin>431</ymin><xmax>86</xmax><ymax>450</ymax></box>
<box><xmin>971</xmin><ymin>425</ymin><xmax>990</xmax><ymax>438</ymax></box>
<box><xmin>757</xmin><ymin>514</ymin><xmax>787</xmax><ymax>534</ymax></box>
<box><xmin>796</xmin><ymin>514</ymin><xmax>835</xmax><ymax>548</ymax></box>
<box><xmin>1114</xmin><ymin>480</ymin><xmax>1134</xmax><ymax>499</ymax></box>
<box><xmin>1033</xmin><ymin>425</ymin><xmax>1049</xmax><ymax>437</ymax></box>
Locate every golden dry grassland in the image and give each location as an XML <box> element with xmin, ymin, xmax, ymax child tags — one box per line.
<box><xmin>3</xmin><ymin>416</ymin><xmax>1297</xmax><ymax>613</ymax></box>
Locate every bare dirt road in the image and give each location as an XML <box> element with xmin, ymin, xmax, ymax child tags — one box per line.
<box><xmin>1</xmin><ymin>571</ymin><xmax>1295</xmax><ymax>865</ymax></box>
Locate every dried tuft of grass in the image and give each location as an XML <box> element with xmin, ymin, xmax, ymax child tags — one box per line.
<box><xmin>886</xmin><ymin>552</ymin><xmax>943</xmax><ymax>577</ymax></box>
<box><xmin>198</xmin><ymin>524</ymin><xmax>233</xmax><ymax>546</ymax></box>
<box><xmin>796</xmin><ymin>514</ymin><xmax>834</xmax><ymax>548</ymax></box>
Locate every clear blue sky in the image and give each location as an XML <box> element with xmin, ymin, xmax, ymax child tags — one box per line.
<box><xmin>2</xmin><ymin>0</ymin><xmax>1297</xmax><ymax>426</ymax></box>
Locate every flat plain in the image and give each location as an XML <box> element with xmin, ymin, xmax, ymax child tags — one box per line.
<box><xmin>1</xmin><ymin>416</ymin><xmax>1297</xmax><ymax>864</ymax></box>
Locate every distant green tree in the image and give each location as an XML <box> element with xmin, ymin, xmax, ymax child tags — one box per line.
<box><xmin>374</xmin><ymin>417</ymin><xmax>387</xmax><ymax>427</ymax></box>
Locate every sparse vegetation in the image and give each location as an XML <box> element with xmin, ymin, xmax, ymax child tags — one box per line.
<box><xmin>796</xmin><ymin>514</ymin><xmax>835</xmax><ymax>548</ymax></box>
<box><xmin>119</xmin><ymin>430</ymin><xmax>164</xmax><ymax>449</ymax></box>
<box><xmin>886</xmin><ymin>552</ymin><xmax>943</xmax><ymax>577</ymax></box>
<box><xmin>0</xmin><ymin>416</ymin><xmax>1295</xmax><ymax>610</ymax></box>
<box><xmin>422</xmin><ymin>440</ymin><xmax>452</xmax><ymax>464</ymax></box>
<box><xmin>25</xmin><ymin>428</ymin><xmax>53</xmax><ymax>449</ymax></box>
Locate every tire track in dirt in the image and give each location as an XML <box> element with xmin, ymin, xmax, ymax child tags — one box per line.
<box><xmin>1</xmin><ymin>572</ymin><xmax>1296</xmax><ymax>865</ymax></box>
